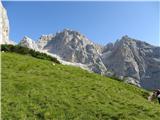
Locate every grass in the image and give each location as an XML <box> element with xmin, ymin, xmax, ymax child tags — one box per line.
<box><xmin>1</xmin><ymin>44</ymin><xmax>60</xmax><ymax>64</ymax></box>
<box><xmin>1</xmin><ymin>52</ymin><xmax>160</xmax><ymax>120</ymax></box>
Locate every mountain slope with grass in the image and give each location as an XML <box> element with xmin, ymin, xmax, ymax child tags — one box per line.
<box><xmin>1</xmin><ymin>52</ymin><xmax>160</xmax><ymax>120</ymax></box>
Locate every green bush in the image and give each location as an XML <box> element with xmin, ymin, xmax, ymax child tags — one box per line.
<box><xmin>1</xmin><ymin>44</ymin><xmax>60</xmax><ymax>64</ymax></box>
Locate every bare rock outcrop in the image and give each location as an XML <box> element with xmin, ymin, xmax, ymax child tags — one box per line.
<box><xmin>102</xmin><ymin>35</ymin><xmax>160</xmax><ymax>89</ymax></box>
<box><xmin>43</xmin><ymin>29</ymin><xmax>107</xmax><ymax>74</ymax></box>
<box><xmin>0</xmin><ymin>1</ymin><xmax>14</xmax><ymax>44</ymax></box>
<box><xmin>37</xmin><ymin>34</ymin><xmax>55</xmax><ymax>49</ymax></box>
<box><xmin>19</xmin><ymin>36</ymin><xmax>39</xmax><ymax>51</ymax></box>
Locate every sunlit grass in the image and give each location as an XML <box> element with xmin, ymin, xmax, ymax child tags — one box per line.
<box><xmin>1</xmin><ymin>52</ymin><xmax>160</xmax><ymax>120</ymax></box>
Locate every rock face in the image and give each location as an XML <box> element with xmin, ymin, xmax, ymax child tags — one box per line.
<box><xmin>0</xmin><ymin>1</ymin><xmax>15</xmax><ymax>44</ymax></box>
<box><xmin>19</xmin><ymin>36</ymin><xmax>39</xmax><ymax>51</ymax></box>
<box><xmin>102</xmin><ymin>35</ymin><xmax>160</xmax><ymax>89</ymax></box>
<box><xmin>0</xmin><ymin>1</ymin><xmax>9</xmax><ymax>44</ymax></box>
<box><xmin>37</xmin><ymin>34</ymin><xmax>54</xmax><ymax>49</ymax></box>
<box><xmin>43</xmin><ymin>29</ymin><xmax>107</xmax><ymax>74</ymax></box>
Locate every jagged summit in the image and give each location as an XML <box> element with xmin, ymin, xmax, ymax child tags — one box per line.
<box><xmin>58</xmin><ymin>28</ymin><xmax>82</xmax><ymax>36</ymax></box>
<box><xmin>43</xmin><ymin>29</ymin><xmax>107</xmax><ymax>74</ymax></box>
<box><xmin>37</xmin><ymin>34</ymin><xmax>55</xmax><ymax>49</ymax></box>
<box><xmin>117</xmin><ymin>35</ymin><xmax>155</xmax><ymax>48</ymax></box>
<box><xmin>102</xmin><ymin>36</ymin><xmax>160</xmax><ymax>89</ymax></box>
<box><xmin>39</xmin><ymin>34</ymin><xmax>55</xmax><ymax>40</ymax></box>
<box><xmin>103</xmin><ymin>35</ymin><xmax>156</xmax><ymax>52</ymax></box>
<box><xmin>53</xmin><ymin>29</ymin><xmax>96</xmax><ymax>46</ymax></box>
<box><xmin>19</xmin><ymin>36</ymin><xmax>39</xmax><ymax>51</ymax></box>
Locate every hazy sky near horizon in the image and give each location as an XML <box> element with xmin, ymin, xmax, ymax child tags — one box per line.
<box><xmin>2</xmin><ymin>1</ymin><xmax>160</xmax><ymax>46</ymax></box>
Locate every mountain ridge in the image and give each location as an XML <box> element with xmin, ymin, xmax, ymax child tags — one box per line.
<box><xmin>1</xmin><ymin>1</ymin><xmax>159</xmax><ymax>90</ymax></box>
<box><xmin>17</xmin><ymin>29</ymin><xmax>160</xmax><ymax>90</ymax></box>
<box><xmin>102</xmin><ymin>36</ymin><xmax>160</xmax><ymax>89</ymax></box>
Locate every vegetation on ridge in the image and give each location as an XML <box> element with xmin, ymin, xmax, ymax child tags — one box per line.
<box><xmin>1</xmin><ymin>44</ymin><xmax>60</xmax><ymax>64</ymax></box>
<box><xmin>1</xmin><ymin>52</ymin><xmax>160</xmax><ymax>120</ymax></box>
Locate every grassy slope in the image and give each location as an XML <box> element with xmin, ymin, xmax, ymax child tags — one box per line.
<box><xmin>1</xmin><ymin>52</ymin><xmax>160</xmax><ymax>120</ymax></box>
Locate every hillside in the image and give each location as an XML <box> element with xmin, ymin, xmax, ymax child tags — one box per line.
<box><xmin>1</xmin><ymin>52</ymin><xmax>160</xmax><ymax>120</ymax></box>
<box><xmin>18</xmin><ymin>29</ymin><xmax>160</xmax><ymax>90</ymax></box>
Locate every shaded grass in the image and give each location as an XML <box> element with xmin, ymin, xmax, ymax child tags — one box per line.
<box><xmin>1</xmin><ymin>52</ymin><xmax>160</xmax><ymax>120</ymax></box>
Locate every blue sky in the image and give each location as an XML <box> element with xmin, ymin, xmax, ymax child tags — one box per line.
<box><xmin>2</xmin><ymin>1</ymin><xmax>160</xmax><ymax>46</ymax></box>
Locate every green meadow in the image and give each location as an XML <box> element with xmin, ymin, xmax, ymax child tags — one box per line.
<box><xmin>1</xmin><ymin>52</ymin><xmax>160</xmax><ymax>120</ymax></box>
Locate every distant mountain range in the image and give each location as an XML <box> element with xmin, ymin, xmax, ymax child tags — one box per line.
<box><xmin>1</xmin><ymin>1</ymin><xmax>160</xmax><ymax>90</ymax></box>
<box><xmin>18</xmin><ymin>30</ymin><xmax>160</xmax><ymax>90</ymax></box>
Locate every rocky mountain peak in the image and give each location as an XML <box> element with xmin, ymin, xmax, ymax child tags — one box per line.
<box><xmin>102</xmin><ymin>36</ymin><xmax>160</xmax><ymax>89</ymax></box>
<box><xmin>39</xmin><ymin>34</ymin><xmax>55</xmax><ymax>41</ymax></box>
<box><xmin>43</xmin><ymin>29</ymin><xmax>107</xmax><ymax>74</ymax></box>
<box><xmin>19</xmin><ymin>36</ymin><xmax>39</xmax><ymax>51</ymax></box>
<box><xmin>61</xmin><ymin>29</ymin><xmax>82</xmax><ymax>36</ymax></box>
<box><xmin>37</xmin><ymin>34</ymin><xmax>55</xmax><ymax>49</ymax></box>
<box><xmin>122</xmin><ymin>35</ymin><xmax>129</xmax><ymax>39</ymax></box>
<box><xmin>115</xmin><ymin>35</ymin><xmax>136</xmax><ymax>47</ymax></box>
<box><xmin>53</xmin><ymin>29</ymin><xmax>95</xmax><ymax>46</ymax></box>
<box><xmin>117</xmin><ymin>35</ymin><xmax>155</xmax><ymax>49</ymax></box>
<box><xmin>102</xmin><ymin>35</ymin><xmax>135</xmax><ymax>53</ymax></box>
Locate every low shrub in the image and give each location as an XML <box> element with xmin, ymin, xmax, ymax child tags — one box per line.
<box><xmin>1</xmin><ymin>44</ymin><xmax>60</xmax><ymax>64</ymax></box>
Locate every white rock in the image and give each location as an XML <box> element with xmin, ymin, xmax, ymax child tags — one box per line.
<box><xmin>0</xmin><ymin>1</ymin><xmax>14</xmax><ymax>45</ymax></box>
<box><xmin>19</xmin><ymin>36</ymin><xmax>39</xmax><ymax>51</ymax></box>
<box><xmin>37</xmin><ymin>34</ymin><xmax>54</xmax><ymax>49</ymax></box>
<box><xmin>102</xmin><ymin>36</ymin><xmax>160</xmax><ymax>90</ymax></box>
<box><xmin>43</xmin><ymin>29</ymin><xmax>107</xmax><ymax>75</ymax></box>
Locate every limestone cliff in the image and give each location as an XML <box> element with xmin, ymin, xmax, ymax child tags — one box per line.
<box><xmin>0</xmin><ymin>1</ymin><xmax>14</xmax><ymax>44</ymax></box>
